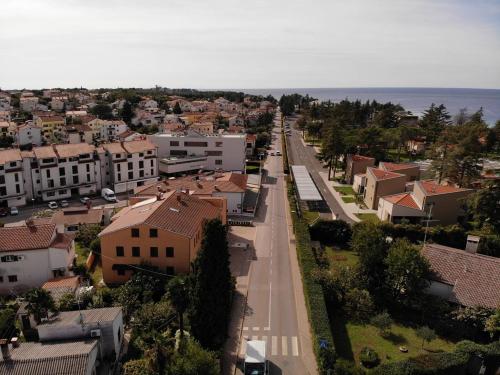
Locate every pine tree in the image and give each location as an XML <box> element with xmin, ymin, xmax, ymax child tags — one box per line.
<box><xmin>189</xmin><ymin>219</ymin><xmax>234</xmax><ymax>350</ymax></box>
<box><xmin>173</xmin><ymin>102</ymin><xmax>182</xmax><ymax>114</ymax></box>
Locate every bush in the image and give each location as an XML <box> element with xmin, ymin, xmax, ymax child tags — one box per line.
<box><xmin>309</xmin><ymin>220</ymin><xmax>352</xmax><ymax>246</ymax></box>
<box><xmin>359</xmin><ymin>347</ymin><xmax>380</xmax><ymax>368</ymax></box>
<box><xmin>333</xmin><ymin>359</ymin><xmax>366</xmax><ymax>375</ymax></box>
<box><xmin>478</xmin><ymin>235</ymin><xmax>500</xmax><ymax>257</ymax></box>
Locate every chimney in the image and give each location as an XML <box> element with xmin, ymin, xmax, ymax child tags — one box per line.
<box><xmin>11</xmin><ymin>337</ymin><xmax>19</xmax><ymax>348</ymax></box>
<box><xmin>465</xmin><ymin>235</ymin><xmax>481</xmax><ymax>254</ymax></box>
<box><xmin>0</xmin><ymin>339</ymin><xmax>10</xmax><ymax>361</ymax></box>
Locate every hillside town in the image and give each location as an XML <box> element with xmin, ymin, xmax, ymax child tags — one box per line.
<box><xmin>0</xmin><ymin>88</ymin><xmax>499</xmax><ymax>375</ymax></box>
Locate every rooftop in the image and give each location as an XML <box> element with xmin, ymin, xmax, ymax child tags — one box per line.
<box><xmin>422</xmin><ymin>243</ymin><xmax>500</xmax><ymax>309</ymax></box>
<box><xmin>379</xmin><ymin>162</ymin><xmax>419</xmax><ymax>172</ymax></box>
<box><xmin>367</xmin><ymin>167</ymin><xmax>404</xmax><ymax>181</ymax></box>
<box><xmin>0</xmin><ymin>149</ymin><xmax>22</xmax><ymax>165</ymax></box>
<box><xmin>0</xmin><ymin>224</ymin><xmax>56</xmax><ymax>252</ymax></box>
<box><xmin>51</xmin><ymin>208</ymin><xmax>104</xmax><ymax>227</ymax></box>
<box><xmin>381</xmin><ymin>192</ymin><xmax>420</xmax><ymax>210</ymax></box>
<box><xmin>39</xmin><ymin>307</ymin><xmax>122</xmax><ymax>327</ymax></box>
<box><xmin>417</xmin><ymin>180</ymin><xmax>472</xmax><ymax>195</ymax></box>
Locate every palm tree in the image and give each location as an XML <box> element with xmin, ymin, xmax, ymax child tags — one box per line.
<box><xmin>167</xmin><ymin>275</ymin><xmax>190</xmax><ymax>339</ymax></box>
<box><xmin>24</xmin><ymin>288</ymin><xmax>55</xmax><ymax>324</ymax></box>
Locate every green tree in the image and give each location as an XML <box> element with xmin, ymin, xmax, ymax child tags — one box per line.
<box><xmin>120</xmin><ymin>101</ymin><xmax>134</xmax><ymax>124</ymax></box>
<box><xmin>173</xmin><ymin>102</ymin><xmax>182</xmax><ymax>114</ymax></box>
<box><xmin>467</xmin><ymin>181</ymin><xmax>500</xmax><ymax>234</ymax></box>
<box><xmin>24</xmin><ymin>288</ymin><xmax>56</xmax><ymax>324</ymax></box>
<box><xmin>189</xmin><ymin>219</ymin><xmax>234</xmax><ymax>350</ymax></box>
<box><xmin>123</xmin><ymin>359</ymin><xmax>155</xmax><ymax>375</ymax></box>
<box><xmin>322</xmin><ymin>121</ymin><xmax>346</xmax><ymax>180</ymax></box>
<box><xmin>419</xmin><ymin>103</ymin><xmax>451</xmax><ymax>143</ymax></box>
<box><xmin>58</xmin><ymin>292</ymin><xmax>77</xmax><ymax>311</ymax></box>
<box><xmin>0</xmin><ymin>308</ymin><xmax>18</xmax><ymax>340</ymax></box>
<box><xmin>370</xmin><ymin>312</ymin><xmax>393</xmax><ymax>336</ymax></box>
<box><xmin>415</xmin><ymin>326</ymin><xmax>436</xmax><ymax>349</ymax></box>
<box><xmin>90</xmin><ymin>103</ymin><xmax>114</xmax><ymax>119</ymax></box>
<box><xmin>76</xmin><ymin>224</ymin><xmax>103</xmax><ymax>249</ymax></box>
<box><xmin>351</xmin><ymin>222</ymin><xmax>389</xmax><ymax>291</ymax></box>
<box><xmin>168</xmin><ymin>338</ymin><xmax>220</xmax><ymax>375</ymax></box>
<box><xmin>344</xmin><ymin>288</ymin><xmax>375</xmax><ymax>322</ymax></box>
<box><xmin>167</xmin><ymin>275</ymin><xmax>190</xmax><ymax>338</ymax></box>
<box><xmin>485</xmin><ymin>307</ymin><xmax>500</xmax><ymax>339</ymax></box>
<box><xmin>384</xmin><ymin>239</ymin><xmax>430</xmax><ymax>304</ymax></box>
<box><xmin>131</xmin><ymin>301</ymin><xmax>175</xmax><ymax>350</ymax></box>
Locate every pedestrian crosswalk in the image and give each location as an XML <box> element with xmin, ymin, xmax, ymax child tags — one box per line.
<box><xmin>240</xmin><ymin>331</ymin><xmax>300</xmax><ymax>357</ymax></box>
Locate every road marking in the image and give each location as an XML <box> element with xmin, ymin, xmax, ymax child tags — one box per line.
<box><xmin>271</xmin><ymin>336</ymin><xmax>278</xmax><ymax>356</ymax></box>
<box><xmin>292</xmin><ymin>336</ymin><xmax>299</xmax><ymax>356</ymax></box>
<box><xmin>243</xmin><ymin>327</ymin><xmax>248</xmax><ymax>331</ymax></box>
<box><xmin>282</xmin><ymin>336</ymin><xmax>288</xmax><ymax>356</ymax></box>
<box><xmin>264</xmin><ymin>326</ymin><xmax>270</xmax><ymax>331</ymax></box>
<box><xmin>252</xmin><ymin>327</ymin><xmax>260</xmax><ymax>331</ymax></box>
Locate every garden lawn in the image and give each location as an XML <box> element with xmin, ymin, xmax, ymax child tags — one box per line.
<box><xmin>334</xmin><ymin>186</ymin><xmax>356</xmax><ymax>195</ymax></box>
<box><xmin>341</xmin><ymin>196</ymin><xmax>356</xmax><ymax>204</ymax></box>
<box><xmin>245</xmin><ymin>164</ymin><xmax>260</xmax><ymax>174</ymax></box>
<box><xmin>355</xmin><ymin>213</ymin><xmax>380</xmax><ymax>223</ymax></box>
<box><xmin>302</xmin><ymin>210</ymin><xmax>320</xmax><ymax>225</ymax></box>
<box><xmin>325</xmin><ymin>246</ymin><xmax>359</xmax><ymax>270</ymax></box>
<box><xmin>338</xmin><ymin>320</ymin><xmax>456</xmax><ymax>365</ymax></box>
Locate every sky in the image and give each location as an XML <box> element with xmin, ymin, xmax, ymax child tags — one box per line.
<box><xmin>1</xmin><ymin>0</ymin><xmax>499</xmax><ymax>90</ymax></box>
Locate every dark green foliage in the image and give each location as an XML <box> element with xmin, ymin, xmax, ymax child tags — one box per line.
<box><xmin>309</xmin><ymin>219</ymin><xmax>352</xmax><ymax>246</ymax></box>
<box><xmin>333</xmin><ymin>359</ymin><xmax>366</xmax><ymax>375</ymax></box>
<box><xmin>319</xmin><ymin>344</ymin><xmax>337</xmax><ymax>375</ymax></box>
<box><xmin>173</xmin><ymin>102</ymin><xmax>182</xmax><ymax>114</ymax></box>
<box><xmin>468</xmin><ymin>181</ymin><xmax>500</xmax><ymax>235</ymax></box>
<box><xmin>419</xmin><ymin>103</ymin><xmax>451</xmax><ymax>143</ymax></box>
<box><xmin>123</xmin><ymin>358</ymin><xmax>155</xmax><ymax>375</ymax></box>
<box><xmin>344</xmin><ymin>288</ymin><xmax>375</xmax><ymax>323</ymax></box>
<box><xmin>130</xmin><ymin>301</ymin><xmax>175</xmax><ymax>350</ymax></box>
<box><xmin>167</xmin><ymin>275</ymin><xmax>190</xmax><ymax>336</ymax></box>
<box><xmin>168</xmin><ymin>338</ymin><xmax>220</xmax><ymax>375</ymax></box>
<box><xmin>24</xmin><ymin>288</ymin><xmax>56</xmax><ymax>324</ymax></box>
<box><xmin>89</xmin><ymin>238</ymin><xmax>101</xmax><ymax>254</ymax></box>
<box><xmin>0</xmin><ymin>135</ymin><xmax>14</xmax><ymax>148</ymax></box>
<box><xmin>76</xmin><ymin>224</ymin><xmax>103</xmax><ymax>249</ymax></box>
<box><xmin>189</xmin><ymin>219</ymin><xmax>234</xmax><ymax>350</ymax></box>
<box><xmin>120</xmin><ymin>101</ymin><xmax>134</xmax><ymax>124</ymax></box>
<box><xmin>90</xmin><ymin>103</ymin><xmax>114</xmax><ymax>119</ymax></box>
<box><xmin>371</xmin><ymin>312</ymin><xmax>393</xmax><ymax>336</ymax></box>
<box><xmin>0</xmin><ymin>307</ymin><xmax>18</xmax><ymax>340</ymax></box>
<box><xmin>359</xmin><ymin>346</ymin><xmax>380</xmax><ymax>368</ymax></box>
<box><xmin>478</xmin><ymin>235</ymin><xmax>500</xmax><ymax>257</ymax></box>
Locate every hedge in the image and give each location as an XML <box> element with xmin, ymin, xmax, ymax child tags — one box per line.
<box><xmin>287</xmin><ymin>183</ymin><xmax>335</xmax><ymax>372</ymax></box>
<box><xmin>282</xmin><ymin>122</ymin><xmax>290</xmax><ymax>174</ymax></box>
<box><xmin>371</xmin><ymin>340</ymin><xmax>500</xmax><ymax>375</ymax></box>
<box><xmin>309</xmin><ymin>219</ymin><xmax>352</xmax><ymax>246</ymax></box>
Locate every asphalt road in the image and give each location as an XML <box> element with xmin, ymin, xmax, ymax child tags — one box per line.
<box><xmin>285</xmin><ymin>122</ymin><xmax>354</xmax><ymax>224</ymax></box>
<box><xmin>237</xmin><ymin>115</ymin><xmax>308</xmax><ymax>374</ymax></box>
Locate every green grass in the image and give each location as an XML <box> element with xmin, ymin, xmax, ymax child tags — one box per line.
<box><xmin>325</xmin><ymin>247</ymin><xmax>359</xmax><ymax>270</ymax></box>
<box><xmin>355</xmin><ymin>213</ymin><xmax>380</xmax><ymax>223</ymax></box>
<box><xmin>245</xmin><ymin>164</ymin><xmax>260</xmax><ymax>174</ymax></box>
<box><xmin>75</xmin><ymin>243</ymin><xmax>102</xmax><ymax>286</ymax></box>
<box><xmin>75</xmin><ymin>243</ymin><xmax>90</xmax><ymax>268</ymax></box>
<box><xmin>303</xmin><ymin>210</ymin><xmax>320</xmax><ymax>225</ymax></box>
<box><xmin>333</xmin><ymin>320</ymin><xmax>456</xmax><ymax>365</ymax></box>
<box><xmin>341</xmin><ymin>196</ymin><xmax>356</xmax><ymax>204</ymax></box>
<box><xmin>334</xmin><ymin>186</ymin><xmax>356</xmax><ymax>195</ymax></box>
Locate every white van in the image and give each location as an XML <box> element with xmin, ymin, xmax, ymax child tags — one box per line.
<box><xmin>244</xmin><ymin>340</ymin><xmax>268</xmax><ymax>375</ymax></box>
<box><xmin>101</xmin><ymin>188</ymin><xmax>117</xmax><ymax>202</ymax></box>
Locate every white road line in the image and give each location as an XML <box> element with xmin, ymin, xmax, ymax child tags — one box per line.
<box><xmin>243</xmin><ymin>327</ymin><xmax>248</xmax><ymax>331</ymax></box>
<box><xmin>252</xmin><ymin>327</ymin><xmax>260</xmax><ymax>331</ymax></box>
<box><xmin>281</xmin><ymin>336</ymin><xmax>288</xmax><ymax>356</ymax></box>
<box><xmin>292</xmin><ymin>336</ymin><xmax>299</xmax><ymax>356</ymax></box>
<box><xmin>264</xmin><ymin>326</ymin><xmax>270</xmax><ymax>331</ymax></box>
<box><xmin>271</xmin><ymin>336</ymin><xmax>278</xmax><ymax>356</ymax></box>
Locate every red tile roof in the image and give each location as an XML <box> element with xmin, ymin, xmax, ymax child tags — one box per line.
<box><xmin>368</xmin><ymin>167</ymin><xmax>404</xmax><ymax>181</ymax></box>
<box><xmin>0</xmin><ymin>149</ymin><xmax>22</xmax><ymax>165</ymax></box>
<box><xmin>351</xmin><ymin>155</ymin><xmax>375</xmax><ymax>162</ymax></box>
<box><xmin>380</xmin><ymin>162</ymin><xmax>419</xmax><ymax>172</ymax></box>
<box><xmin>0</xmin><ymin>224</ymin><xmax>56</xmax><ymax>252</ymax></box>
<box><xmin>418</xmin><ymin>180</ymin><xmax>471</xmax><ymax>195</ymax></box>
<box><xmin>422</xmin><ymin>244</ymin><xmax>500</xmax><ymax>308</ymax></box>
<box><xmin>382</xmin><ymin>193</ymin><xmax>420</xmax><ymax>209</ymax></box>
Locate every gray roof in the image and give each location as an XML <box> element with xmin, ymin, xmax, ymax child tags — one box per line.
<box><xmin>0</xmin><ymin>340</ymin><xmax>97</xmax><ymax>375</ymax></box>
<box><xmin>38</xmin><ymin>307</ymin><xmax>122</xmax><ymax>327</ymax></box>
<box><xmin>291</xmin><ymin>165</ymin><xmax>322</xmax><ymax>201</ymax></box>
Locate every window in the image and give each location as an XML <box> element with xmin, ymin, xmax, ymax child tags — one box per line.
<box><xmin>215</xmin><ymin>159</ymin><xmax>223</xmax><ymax>165</ymax></box>
<box><xmin>170</xmin><ymin>141</ymin><xmax>179</xmax><ymax>146</ymax></box>
<box><xmin>132</xmin><ymin>247</ymin><xmax>140</xmax><ymax>257</ymax></box>
<box><xmin>87</xmin><ymin>174</ymin><xmax>91</xmax><ymax>182</ymax></box>
<box><xmin>15</xmin><ymin>185</ymin><xmax>20</xmax><ymax>194</ymax></box>
<box><xmin>0</xmin><ymin>187</ymin><xmax>6</xmax><ymax>196</ymax></box>
<box><xmin>59</xmin><ymin>158</ymin><xmax>66</xmax><ymax>163</ymax></box>
<box><xmin>117</xmin><ymin>173</ymin><xmax>121</xmax><ymax>182</ymax></box>
<box><xmin>117</xmin><ymin>164</ymin><xmax>121</xmax><ymax>172</ymax></box>
<box><xmin>131</xmin><ymin>228</ymin><xmax>139</xmax><ymax>237</ymax></box>
<box><xmin>0</xmin><ymin>276</ymin><xmax>3</xmax><ymax>283</ymax></box>
<box><xmin>166</xmin><ymin>266</ymin><xmax>175</xmax><ymax>275</ymax></box>
<box><xmin>205</xmin><ymin>150</ymin><xmax>223</xmax><ymax>156</ymax></box>
<box><xmin>128</xmin><ymin>171</ymin><xmax>133</xmax><ymax>179</ymax></box>
<box><xmin>59</xmin><ymin>167</ymin><xmax>65</xmax><ymax>176</ymax></box>
<box><xmin>139</xmin><ymin>170</ymin><xmax>144</xmax><ymax>178</ymax></box>
<box><xmin>72</xmin><ymin>165</ymin><xmax>78</xmax><ymax>174</ymax></box>
<box><xmin>46</xmin><ymin>169</ymin><xmax>51</xmax><ymax>178</ymax></box>
<box><xmin>215</xmin><ymin>141</ymin><xmax>223</xmax><ymax>147</ymax></box>
<box><xmin>139</xmin><ymin>153</ymin><xmax>144</xmax><ymax>157</ymax></box>
<box><xmin>150</xmin><ymin>247</ymin><xmax>158</xmax><ymax>257</ymax></box>
<box><xmin>86</xmin><ymin>164</ymin><xmax>90</xmax><ymax>172</ymax></box>
<box><xmin>117</xmin><ymin>269</ymin><xmax>125</xmax><ymax>276</ymax></box>
<box><xmin>184</xmin><ymin>141</ymin><xmax>208</xmax><ymax>147</ymax></box>
<box><xmin>48</xmin><ymin>179</ymin><xmax>54</xmax><ymax>188</ymax></box>
<box><xmin>0</xmin><ymin>175</ymin><xmax>4</xmax><ymax>184</ymax></box>
<box><xmin>170</xmin><ymin>150</ymin><xmax>187</xmax><ymax>156</ymax></box>
<box><xmin>73</xmin><ymin>175</ymin><xmax>79</xmax><ymax>184</ymax></box>
<box><xmin>151</xmin><ymin>169</ymin><xmax>154</xmax><ymax>175</ymax></box>
<box><xmin>139</xmin><ymin>161</ymin><xmax>144</xmax><ymax>168</ymax></box>
<box><xmin>128</xmin><ymin>162</ymin><xmax>133</xmax><ymax>170</ymax></box>
<box><xmin>116</xmin><ymin>246</ymin><xmax>124</xmax><ymax>257</ymax></box>
<box><xmin>14</xmin><ymin>173</ymin><xmax>19</xmax><ymax>182</ymax></box>
<box><xmin>166</xmin><ymin>247</ymin><xmax>174</xmax><ymax>257</ymax></box>
<box><xmin>47</xmin><ymin>191</ymin><xmax>55</xmax><ymax>197</ymax></box>
<box><xmin>150</xmin><ymin>160</ymin><xmax>154</xmax><ymax>167</ymax></box>
<box><xmin>60</xmin><ymin>177</ymin><xmax>66</xmax><ymax>186</ymax></box>
<box><xmin>150</xmin><ymin>228</ymin><xmax>158</xmax><ymax>238</ymax></box>
<box><xmin>8</xmin><ymin>275</ymin><xmax>17</xmax><ymax>283</ymax></box>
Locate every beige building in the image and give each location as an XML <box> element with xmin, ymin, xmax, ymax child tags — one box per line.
<box><xmin>378</xmin><ymin>162</ymin><xmax>420</xmax><ymax>182</ymax></box>
<box><xmin>363</xmin><ymin>167</ymin><xmax>407</xmax><ymax>210</ymax></box>
<box><xmin>345</xmin><ymin>154</ymin><xmax>375</xmax><ymax>184</ymax></box>
<box><xmin>99</xmin><ymin>191</ymin><xmax>227</xmax><ymax>285</ymax></box>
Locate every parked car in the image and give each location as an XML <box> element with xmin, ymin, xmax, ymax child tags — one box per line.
<box><xmin>80</xmin><ymin>197</ymin><xmax>91</xmax><ymax>205</ymax></box>
<box><xmin>10</xmin><ymin>207</ymin><xmax>19</xmax><ymax>215</ymax></box>
<box><xmin>60</xmin><ymin>200</ymin><xmax>69</xmax><ymax>208</ymax></box>
<box><xmin>0</xmin><ymin>208</ymin><xmax>8</xmax><ymax>217</ymax></box>
<box><xmin>48</xmin><ymin>201</ymin><xmax>58</xmax><ymax>209</ymax></box>
<box><xmin>101</xmin><ymin>188</ymin><xmax>117</xmax><ymax>202</ymax></box>
<box><xmin>276</xmin><ymin>151</ymin><xmax>282</xmax><ymax>156</ymax></box>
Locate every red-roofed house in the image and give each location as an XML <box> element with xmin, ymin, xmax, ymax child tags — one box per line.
<box><xmin>364</xmin><ymin>167</ymin><xmax>407</xmax><ymax>209</ymax></box>
<box><xmin>345</xmin><ymin>154</ymin><xmax>375</xmax><ymax>184</ymax></box>
<box><xmin>377</xmin><ymin>192</ymin><xmax>425</xmax><ymax>223</ymax></box>
<box><xmin>379</xmin><ymin>162</ymin><xmax>420</xmax><ymax>182</ymax></box>
<box><xmin>0</xmin><ymin>223</ymin><xmax>75</xmax><ymax>295</ymax></box>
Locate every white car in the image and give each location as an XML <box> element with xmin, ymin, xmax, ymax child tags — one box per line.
<box><xmin>80</xmin><ymin>197</ymin><xmax>91</xmax><ymax>205</ymax></box>
<box><xmin>60</xmin><ymin>200</ymin><xmax>69</xmax><ymax>208</ymax></box>
<box><xmin>10</xmin><ymin>207</ymin><xmax>19</xmax><ymax>215</ymax></box>
<box><xmin>48</xmin><ymin>201</ymin><xmax>58</xmax><ymax>209</ymax></box>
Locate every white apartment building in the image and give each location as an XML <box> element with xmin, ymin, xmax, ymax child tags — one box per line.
<box><xmin>100</xmin><ymin>140</ymin><xmax>159</xmax><ymax>194</ymax></box>
<box><xmin>0</xmin><ymin>149</ymin><xmax>26</xmax><ymax>208</ymax></box>
<box><xmin>22</xmin><ymin>143</ymin><xmax>102</xmax><ymax>202</ymax></box>
<box><xmin>88</xmin><ymin>119</ymin><xmax>128</xmax><ymax>142</ymax></box>
<box><xmin>0</xmin><ymin>223</ymin><xmax>75</xmax><ymax>295</ymax></box>
<box><xmin>20</xmin><ymin>97</ymin><xmax>39</xmax><ymax>112</ymax></box>
<box><xmin>149</xmin><ymin>132</ymin><xmax>246</xmax><ymax>172</ymax></box>
<box><xmin>15</xmin><ymin>122</ymin><xmax>42</xmax><ymax>147</ymax></box>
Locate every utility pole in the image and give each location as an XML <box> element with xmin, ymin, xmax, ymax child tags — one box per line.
<box><xmin>423</xmin><ymin>202</ymin><xmax>434</xmax><ymax>246</ymax></box>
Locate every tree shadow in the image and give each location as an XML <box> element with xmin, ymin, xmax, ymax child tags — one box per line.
<box><xmin>329</xmin><ymin>313</ymin><xmax>355</xmax><ymax>361</ymax></box>
<box><xmin>383</xmin><ymin>332</ymin><xmax>407</xmax><ymax>345</ymax></box>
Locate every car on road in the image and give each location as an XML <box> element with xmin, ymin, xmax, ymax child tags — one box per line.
<box><xmin>276</xmin><ymin>151</ymin><xmax>282</xmax><ymax>156</ymax></box>
<box><xmin>0</xmin><ymin>208</ymin><xmax>8</xmax><ymax>217</ymax></box>
<box><xmin>60</xmin><ymin>200</ymin><xmax>69</xmax><ymax>208</ymax></box>
<box><xmin>10</xmin><ymin>207</ymin><xmax>19</xmax><ymax>215</ymax></box>
<box><xmin>48</xmin><ymin>201</ymin><xmax>58</xmax><ymax>209</ymax></box>
<box><xmin>101</xmin><ymin>188</ymin><xmax>117</xmax><ymax>202</ymax></box>
<box><xmin>80</xmin><ymin>197</ymin><xmax>91</xmax><ymax>205</ymax></box>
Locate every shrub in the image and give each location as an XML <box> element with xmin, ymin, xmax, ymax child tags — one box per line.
<box><xmin>371</xmin><ymin>312</ymin><xmax>393</xmax><ymax>336</ymax></box>
<box><xmin>359</xmin><ymin>347</ymin><xmax>380</xmax><ymax>368</ymax></box>
<box><xmin>333</xmin><ymin>359</ymin><xmax>366</xmax><ymax>375</ymax></box>
<box><xmin>309</xmin><ymin>220</ymin><xmax>353</xmax><ymax>246</ymax></box>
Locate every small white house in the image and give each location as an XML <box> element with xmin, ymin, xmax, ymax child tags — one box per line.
<box><xmin>15</xmin><ymin>122</ymin><xmax>42</xmax><ymax>147</ymax></box>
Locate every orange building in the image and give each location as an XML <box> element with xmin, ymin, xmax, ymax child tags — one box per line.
<box><xmin>99</xmin><ymin>190</ymin><xmax>226</xmax><ymax>285</ymax></box>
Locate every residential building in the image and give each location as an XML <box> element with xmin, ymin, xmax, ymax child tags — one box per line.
<box><xmin>87</xmin><ymin>119</ymin><xmax>128</xmax><ymax>142</ymax></box>
<box><xmin>0</xmin><ymin>149</ymin><xmax>26</xmax><ymax>208</ymax></box>
<box><xmin>35</xmin><ymin>115</ymin><xmax>66</xmax><ymax>143</ymax></box>
<box><xmin>20</xmin><ymin>96</ymin><xmax>39</xmax><ymax>112</ymax></box>
<box><xmin>377</xmin><ymin>192</ymin><xmax>425</xmax><ymax>224</ymax></box>
<box><xmin>422</xmin><ymin>243</ymin><xmax>500</xmax><ymax>309</ymax></box>
<box><xmin>190</xmin><ymin>121</ymin><xmax>214</xmax><ymax>135</ymax></box>
<box><xmin>345</xmin><ymin>154</ymin><xmax>375</xmax><ymax>184</ymax></box>
<box><xmin>15</xmin><ymin>122</ymin><xmax>42</xmax><ymax>147</ymax></box>
<box><xmin>100</xmin><ymin>140</ymin><xmax>159</xmax><ymax>194</ymax></box>
<box><xmin>0</xmin><ymin>339</ymin><xmax>100</xmax><ymax>375</ymax></box>
<box><xmin>99</xmin><ymin>191</ymin><xmax>226</xmax><ymax>284</ymax></box>
<box><xmin>134</xmin><ymin>172</ymin><xmax>248</xmax><ymax>214</ymax></box>
<box><xmin>50</xmin><ymin>207</ymin><xmax>106</xmax><ymax>233</ymax></box>
<box><xmin>407</xmin><ymin>137</ymin><xmax>426</xmax><ymax>154</ymax></box>
<box><xmin>42</xmin><ymin>275</ymin><xmax>80</xmax><ymax>303</ymax></box>
<box><xmin>379</xmin><ymin>161</ymin><xmax>420</xmax><ymax>182</ymax></box>
<box><xmin>0</xmin><ymin>223</ymin><xmax>75</xmax><ymax>295</ymax></box>
<box><xmin>37</xmin><ymin>307</ymin><xmax>124</xmax><ymax>358</ymax></box>
<box><xmin>64</xmin><ymin>124</ymin><xmax>94</xmax><ymax>144</ymax></box>
<box><xmin>246</xmin><ymin>134</ymin><xmax>256</xmax><ymax>156</ymax></box>
<box><xmin>149</xmin><ymin>132</ymin><xmax>246</xmax><ymax>172</ymax></box>
<box><xmin>0</xmin><ymin>121</ymin><xmax>16</xmax><ymax>139</ymax></box>
<box><xmin>363</xmin><ymin>167</ymin><xmax>407</xmax><ymax>210</ymax></box>
<box><xmin>50</xmin><ymin>96</ymin><xmax>68</xmax><ymax>112</ymax></box>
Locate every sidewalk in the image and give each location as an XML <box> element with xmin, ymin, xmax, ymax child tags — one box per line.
<box><xmin>283</xmin><ymin>183</ymin><xmax>318</xmax><ymax>375</ymax></box>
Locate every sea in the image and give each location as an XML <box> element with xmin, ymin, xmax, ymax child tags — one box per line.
<box><xmin>242</xmin><ymin>88</ymin><xmax>500</xmax><ymax>126</ymax></box>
